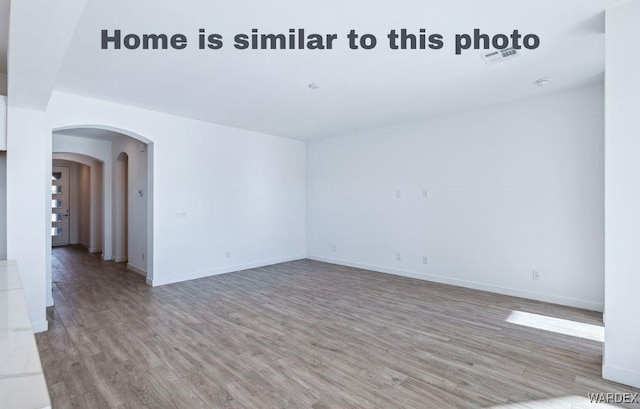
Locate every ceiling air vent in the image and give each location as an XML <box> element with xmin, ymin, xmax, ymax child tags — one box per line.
<box><xmin>481</xmin><ymin>47</ymin><xmax>519</xmax><ymax>65</ymax></box>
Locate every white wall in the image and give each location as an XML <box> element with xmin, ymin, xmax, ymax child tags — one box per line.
<box><xmin>307</xmin><ymin>83</ymin><xmax>604</xmax><ymax>311</ymax></box>
<box><xmin>6</xmin><ymin>107</ymin><xmax>49</xmax><ymax>332</ymax></box>
<box><xmin>603</xmin><ymin>0</ymin><xmax>640</xmax><ymax>389</ymax></box>
<box><xmin>46</xmin><ymin>91</ymin><xmax>306</xmax><ymax>287</ymax></box>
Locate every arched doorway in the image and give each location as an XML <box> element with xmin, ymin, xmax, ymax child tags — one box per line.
<box><xmin>48</xmin><ymin>126</ymin><xmax>154</xmax><ymax>307</ymax></box>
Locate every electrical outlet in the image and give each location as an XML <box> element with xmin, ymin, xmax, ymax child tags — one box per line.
<box><xmin>532</xmin><ymin>270</ymin><xmax>540</xmax><ymax>280</ymax></box>
<box><xmin>396</xmin><ymin>190</ymin><xmax>402</xmax><ymax>199</ymax></box>
<box><xmin>423</xmin><ymin>189</ymin><xmax>428</xmax><ymax>198</ymax></box>
<box><xmin>142</xmin><ymin>253</ymin><xmax>145</xmax><ymax>261</ymax></box>
<box><xmin>226</xmin><ymin>251</ymin><xmax>231</xmax><ymax>258</ymax></box>
<box><xmin>396</xmin><ymin>253</ymin><xmax>401</xmax><ymax>261</ymax></box>
<box><xmin>423</xmin><ymin>256</ymin><xmax>429</xmax><ymax>264</ymax></box>
<box><xmin>332</xmin><ymin>244</ymin><xmax>336</xmax><ymax>252</ymax></box>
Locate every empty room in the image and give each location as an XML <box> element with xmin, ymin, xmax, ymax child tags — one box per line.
<box><xmin>1</xmin><ymin>0</ymin><xmax>640</xmax><ymax>408</ymax></box>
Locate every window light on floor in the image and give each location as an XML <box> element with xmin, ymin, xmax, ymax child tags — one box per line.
<box><xmin>506</xmin><ymin>310</ymin><xmax>604</xmax><ymax>342</ymax></box>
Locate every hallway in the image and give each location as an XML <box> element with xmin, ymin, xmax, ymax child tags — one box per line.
<box><xmin>36</xmin><ymin>247</ymin><xmax>638</xmax><ymax>408</ymax></box>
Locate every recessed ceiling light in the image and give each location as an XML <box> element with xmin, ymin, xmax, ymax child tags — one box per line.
<box><xmin>535</xmin><ymin>78</ymin><xmax>551</xmax><ymax>86</ymax></box>
<box><xmin>308</xmin><ymin>83</ymin><xmax>320</xmax><ymax>89</ymax></box>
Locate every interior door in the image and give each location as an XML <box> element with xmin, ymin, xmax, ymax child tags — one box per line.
<box><xmin>52</xmin><ymin>166</ymin><xmax>70</xmax><ymax>246</ymax></box>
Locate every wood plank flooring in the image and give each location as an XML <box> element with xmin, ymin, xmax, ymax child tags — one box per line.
<box><xmin>36</xmin><ymin>246</ymin><xmax>639</xmax><ymax>408</ymax></box>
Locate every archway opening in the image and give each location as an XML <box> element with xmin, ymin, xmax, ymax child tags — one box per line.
<box><xmin>48</xmin><ymin>126</ymin><xmax>154</xmax><ymax>307</ymax></box>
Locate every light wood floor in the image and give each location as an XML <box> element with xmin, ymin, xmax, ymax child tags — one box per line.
<box><xmin>36</xmin><ymin>246</ymin><xmax>638</xmax><ymax>408</ymax></box>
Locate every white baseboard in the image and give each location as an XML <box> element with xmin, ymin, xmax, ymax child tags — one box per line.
<box><xmin>114</xmin><ymin>256</ymin><xmax>127</xmax><ymax>263</ymax></box>
<box><xmin>127</xmin><ymin>263</ymin><xmax>147</xmax><ymax>277</ymax></box>
<box><xmin>148</xmin><ymin>255</ymin><xmax>305</xmax><ymax>287</ymax></box>
<box><xmin>306</xmin><ymin>255</ymin><xmax>604</xmax><ymax>312</ymax></box>
<box><xmin>89</xmin><ymin>247</ymin><xmax>102</xmax><ymax>254</ymax></box>
<box><xmin>604</xmin><ymin>365</ymin><xmax>640</xmax><ymax>389</ymax></box>
<box><xmin>32</xmin><ymin>320</ymin><xmax>48</xmax><ymax>334</ymax></box>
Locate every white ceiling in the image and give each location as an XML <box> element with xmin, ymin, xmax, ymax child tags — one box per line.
<box><xmin>54</xmin><ymin>0</ymin><xmax>619</xmax><ymax>140</ymax></box>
